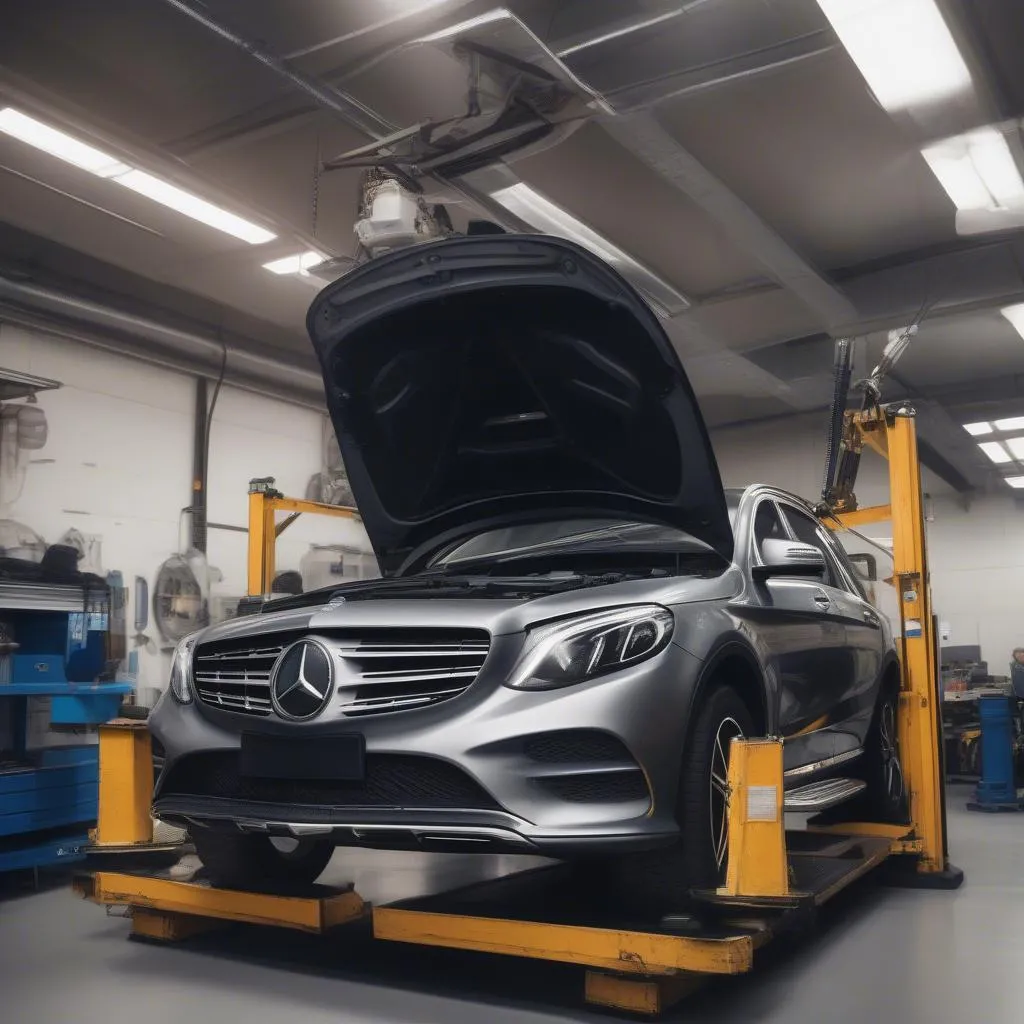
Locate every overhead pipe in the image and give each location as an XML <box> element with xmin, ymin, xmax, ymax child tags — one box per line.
<box><xmin>0</xmin><ymin>271</ymin><xmax>325</xmax><ymax>408</ymax></box>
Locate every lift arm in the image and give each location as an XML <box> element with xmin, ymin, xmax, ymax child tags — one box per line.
<box><xmin>246</xmin><ymin>476</ymin><xmax>361</xmax><ymax>597</ymax></box>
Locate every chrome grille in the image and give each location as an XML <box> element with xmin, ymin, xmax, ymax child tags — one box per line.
<box><xmin>336</xmin><ymin>632</ymin><xmax>490</xmax><ymax>717</ymax></box>
<box><xmin>192</xmin><ymin>628</ymin><xmax>489</xmax><ymax>719</ymax></box>
<box><xmin>193</xmin><ymin>631</ymin><xmax>301</xmax><ymax>717</ymax></box>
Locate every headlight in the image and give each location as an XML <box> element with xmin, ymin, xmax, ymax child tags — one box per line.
<box><xmin>506</xmin><ymin>605</ymin><xmax>674</xmax><ymax>691</ymax></box>
<box><xmin>168</xmin><ymin>632</ymin><xmax>201</xmax><ymax>704</ymax></box>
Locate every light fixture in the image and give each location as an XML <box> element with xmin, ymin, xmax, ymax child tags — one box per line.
<box><xmin>995</xmin><ymin>414</ymin><xmax>1024</xmax><ymax>432</ymax></box>
<box><xmin>489</xmin><ymin>182</ymin><xmax>690</xmax><ymax>316</ymax></box>
<box><xmin>0</xmin><ymin>106</ymin><xmax>276</xmax><ymax>245</ymax></box>
<box><xmin>1005</xmin><ymin>437</ymin><xmax>1024</xmax><ymax>460</ymax></box>
<box><xmin>815</xmin><ymin>0</ymin><xmax>972</xmax><ymax>111</ymax></box>
<box><xmin>963</xmin><ymin>421</ymin><xmax>993</xmax><ymax>436</ymax></box>
<box><xmin>116</xmin><ymin>170</ymin><xmax>276</xmax><ymax>245</ymax></box>
<box><xmin>262</xmin><ymin>251</ymin><xmax>327</xmax><ymax>275</ymax></box>
<box><xmin>979</xmin><ymin>441</ymin><xmax>1012</xmax><ymax>464</ymax></box>
<box><xmin>1001</xmin><ymin>303</ymin><xmax>1024</xmax><ymax>342</ymax></box>
<box><xmin>0</xmin><ymin>107</ymin><xmax>130</xmax><ymax>178</ymax></box>
<box><xmin>922</xmin><ymin>126</ymin><xmax>1024</xmax><ymax>213</ymax></box>
<box><xmin>1005</xmin><ymin>476</ymin><xmax>1024</xmax><ymax>488</ymax></box>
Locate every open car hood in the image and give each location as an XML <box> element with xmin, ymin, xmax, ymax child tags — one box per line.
<box><xmin>306</xmin><ymin>235</ymin><xmax>731</xmax><ymax>575</ymax></box>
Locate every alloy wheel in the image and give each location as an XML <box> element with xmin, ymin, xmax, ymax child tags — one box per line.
<box><xmin>709</xmin><ymin>716</ymin><xmax>744</xmax><ymax>873</ymax></box>
<box><xmin>880</xmin><ymin>700</ymin><xmax>904</xmax><ymax>805</ymax></box>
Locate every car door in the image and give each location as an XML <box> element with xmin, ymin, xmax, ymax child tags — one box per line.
<box><xmin>820</xmin><ymin>525</ymin><xmax>887</xmax><ymax>756</ymax></box>
<box><xmin>780</xmin><ymin>504</ymin><xmax>880</xmax><ymax>760</ymax></box>
<box><xmin>743</xmin><ymin>498</ymin><xmax>837</xmax><ymax>772</ymax></box>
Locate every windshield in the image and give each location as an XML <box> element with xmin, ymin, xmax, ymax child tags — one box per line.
<box><xmin>431</xmin><ymin>519</ymin><xmax>717</xmax><ymax>568</ymax></box>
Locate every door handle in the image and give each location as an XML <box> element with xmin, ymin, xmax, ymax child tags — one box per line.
<box><xmin>813</xmin><ymin>592</ymin><xmax>831</xmax><ymax>609</ymax></box>
<box><xmin>862</xmin><ymin>608</ymin><xmax>881</xmax><ymax>627</ymax></box>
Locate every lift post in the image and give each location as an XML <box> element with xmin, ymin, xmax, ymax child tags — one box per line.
<box><xmin>826</xmin><ymin>404</ymin><xmax>961</xmax><ymax>884</ymax></box>
<box><xmin>246</xmin><ymin>476</ymin><xmax>360</xmax><ymax>597</ymax></box>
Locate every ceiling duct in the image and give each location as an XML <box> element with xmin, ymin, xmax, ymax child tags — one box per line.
<box><xmin>0</xmin><ymin>272</ymin><xmax>326</xmax><ymax>409</ymax></box>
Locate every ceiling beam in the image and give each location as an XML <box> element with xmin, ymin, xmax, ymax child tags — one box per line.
<box><xmin>601</xmin><ymin>111</ymin><xmax>857</xmax><ymax>329</ymax></box>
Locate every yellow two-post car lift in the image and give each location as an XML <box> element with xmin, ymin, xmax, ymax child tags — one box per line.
<box><xmin>77</xmin><ymin>405</ymin><xmax>962</xmax><ymax>1016</ymax></box>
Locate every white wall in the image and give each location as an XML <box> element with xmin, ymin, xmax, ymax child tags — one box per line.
<box><xmin>710</xmin><ymin>412</ymin><xmax>1020</xmax><ymax>672</ymax></box>
<box><xmin>1</xmin><ymin>323</ymin><xmax>369</xmax><ymax>700</ymax></box>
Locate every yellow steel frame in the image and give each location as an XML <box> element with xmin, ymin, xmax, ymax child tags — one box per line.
<box><xmin>91</xmin><ymin>719</ymin><xmax>154</xmax><ymax>848</ymax></box>
<box><xmin>825</xmin><ymin>406</ymin><xmax>949</xmax><ymax>875</ymax></box>
<box><xmin>246</xmin><ymin>476</ymin><xmax>360</xmax><ymax>597</ymax></box>
<box><xmin>75</xmin><ymin>871</ymin><xmax>365</xmax><ymax>937</ymax></box>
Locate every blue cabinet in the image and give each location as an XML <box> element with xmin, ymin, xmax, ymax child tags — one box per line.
<box><xmin>0</xmin><ymin>581</ymin><xmax>134</xmax><ymax>872</ymax></box>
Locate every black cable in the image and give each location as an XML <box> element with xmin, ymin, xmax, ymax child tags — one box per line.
<box><xmin>204</xmin><ymin>339</ymin><xmax>228</xmax><ymax>477</ymax></box>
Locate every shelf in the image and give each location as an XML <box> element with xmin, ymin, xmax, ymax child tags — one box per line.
<box><xmin>0</xmin><ymin>581</ymin><xmax>86</xmax><ymax>612</ymax></box>
<box><xmin>0</xmin><ymin>366</ymin><xmax>61</xmax><ymax>401</ymax></box>
<box><xmin>0</xmin><ymin>681</ymin><xmax>133</xmax><ymax>697</ymax></box>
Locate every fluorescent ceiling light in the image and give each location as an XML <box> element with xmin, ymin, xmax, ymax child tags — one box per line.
<box><xmin>263</xmin><ymin>251</ymin><xmax>327</xmax><ymax>275</ymax></box>
<box><xmin>0</xmin><ymin>107</ymin><xmax>130</xmax><ymax>177</ymax></box>
<box><xmin>116</xmin><ymin>170</ymin><xmax>275</xmax><ymax>245</ymax></box>
<box><xmin>995</xmin><ymin>414</ymin><xmax>1024</xmax><ymax>432</ymax></box>
<box><xmin>979</xmin><ymin>441</ymin><xmax>1012</xmax><ymax>464</ymax></box>
<box><xmin>1005</xmin><ymin>476</ymin><xmax>1024</xmax><ymax>488</ymax></box>
<box><xmin>963</xmin><ymin>421</ymin><xmax>992</xmax><ymax>436</ymax></box>
<box><xmin>1004</xmin><ymin>437</ymin><xmax>1024</xmax><ymax>460</ymax></box>
<box><xmin>816</xmin><ymin>0</ymin><xmax>972</xmax><ymax>111</ymax></box>
<box><xmin>421</xmin><ymin>8</ymin><xmax>510</xmax><ymax>43</ymax></box>
<box><xmin>490</xmin><ymin>182</ymin><xmax>689</xmax><ymax>315</ymax></box>
<box><xmin>922</xmin><ymin>127</ymin><xmax>1024</xmax><ymax>213</ymax></box>
<box><xmin>1001</xmin><ymin>303</ymin><xmax>1024</xmax><ymax>341</ymax></box>
<box><xmin>0</xmin><ymin>106</ymin><xmax>275</xmax><ymax>245</ymax></box>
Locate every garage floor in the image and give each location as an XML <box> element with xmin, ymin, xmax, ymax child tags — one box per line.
<box><xmin>2</xmin><ymin>793</ymin><xmax>1020</xmax><ymax>1023</ymax></box>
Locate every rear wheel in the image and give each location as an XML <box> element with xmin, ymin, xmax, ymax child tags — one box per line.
<box><xmin>599</xmin><ymin>685</ymin><xmax>754</xmax><ymax>914</ymax></box>
<box><xmin>860</xmin><ymin>686</ymin><xmax>908</xmax><ymax>822</ymax></box>
<box><xmin>192</xmin><ymin>830</ymin><xmax>334</xmax><ymax>891</ymax></box>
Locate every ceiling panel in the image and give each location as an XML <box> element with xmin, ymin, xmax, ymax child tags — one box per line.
<box><xmin>0</xmin><ymin>0</ymin><xmax>291</xmax><ymax>147</ymax></box>
<box><xmin>657</xmin><ymin>51</ymin><xmax>957</xmax><ymax>270</ymax></box>
<box><xmin>510</xmin><ymin>121</ymin><xmax>771</xmax><ymax>297</ymax></box>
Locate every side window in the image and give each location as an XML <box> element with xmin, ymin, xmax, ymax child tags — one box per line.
<box><xmin>752</xmin><ymin>501</ymin><xmax>787</xmax><ymax>561</ymax></box>
<box><xmin>780</xmin><ymin>506</ymin><xmax>842</xmax><ymax>589</ymax></box>
<box><xmin>821</xmin><ymin>529</ymin><xmax>868</xmax><ymax>599</ymax></box>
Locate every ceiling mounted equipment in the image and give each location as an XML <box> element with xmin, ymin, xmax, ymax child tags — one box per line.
<box><xmin>322</xmin><ymin>10</ymin><xmax>599</xmax><ymax>183</ymax></box>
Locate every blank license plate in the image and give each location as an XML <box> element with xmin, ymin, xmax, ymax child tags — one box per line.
<box><xmin>239</xmin><ymin>733</ymin><xmax>364</xmax><ymax>781</ymax></box>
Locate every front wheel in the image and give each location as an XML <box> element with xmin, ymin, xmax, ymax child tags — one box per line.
<box><xmin>192</xmin><ymin>830</ymin><xmax>334</xmax><ymax>891</ymax></box>
<box><xmin>597</xmin><ymin>685</ymin><xmax>754</xmax><ymax>915</ymax></box>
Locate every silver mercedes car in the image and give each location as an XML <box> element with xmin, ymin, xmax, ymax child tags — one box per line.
<box><xmin>150</xmin><ymin>235</ymin><xmax>904</xmax><ymax>906</ymax></box>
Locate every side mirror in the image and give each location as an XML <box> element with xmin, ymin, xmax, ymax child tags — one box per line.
<box><xmin>848</xmin><ymin>552</ymin><xmax>878</xmax><ymax>582</ymax></box>
<box><xmin>754</xmin><ymin>539</ymin><xmax>827</xmax><ymax>578</ymax></box>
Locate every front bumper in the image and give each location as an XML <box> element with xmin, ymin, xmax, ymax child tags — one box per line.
<box><xmin>150</xmin><ymin>635</ymin><xmax>703</xmax><ymax>857</ymax></box>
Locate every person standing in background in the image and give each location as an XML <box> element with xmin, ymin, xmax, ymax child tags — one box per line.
<box><xmin>1011</xmin><ymin>648</ymin><xmax>1024</xmax><ymax>700</ymax></box>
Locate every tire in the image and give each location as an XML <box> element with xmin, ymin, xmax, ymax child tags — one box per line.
<box><xmin>859</xmin><ymin>685</ymin><xmax>908</xmax><ymax>823</ymax></box>
<box><xmin>599</xmin><ymin>685</ymin><xmax>754</xmax><ymax>915</ymax></box>
<box><xmin>191</xmin><ymin>830</ymin><xmax>334</xmax><ymax>891</ymax></box>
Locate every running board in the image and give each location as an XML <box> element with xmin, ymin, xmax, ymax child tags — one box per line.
<box><xmin>784</xmin><ymin>778</ymin><xmax>866</xmax><ymax>812</ymax></box>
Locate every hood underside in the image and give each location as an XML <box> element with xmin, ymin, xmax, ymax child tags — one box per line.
<box><xmin>306</xmin><ymin>235</ymin><xmax>731</xmax><ymax>574</ymax></box>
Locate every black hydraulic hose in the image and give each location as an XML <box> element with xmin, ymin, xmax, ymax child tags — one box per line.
<box><xmin>821</xmin><ymin>337</ymin><xmax>853</xmax><ymax>504</ymax></box>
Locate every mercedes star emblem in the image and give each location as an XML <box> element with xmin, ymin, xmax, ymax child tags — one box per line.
<box><xmin>270</xmin><ymin>639</ymin><xmax>334</xmax><ymax>720</ymax></box>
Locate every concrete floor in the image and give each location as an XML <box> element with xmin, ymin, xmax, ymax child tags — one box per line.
<box><xmin>2</xmin><ymin>792</ymin><xmax>1021</xmax><ymax>1023</ymax></box>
